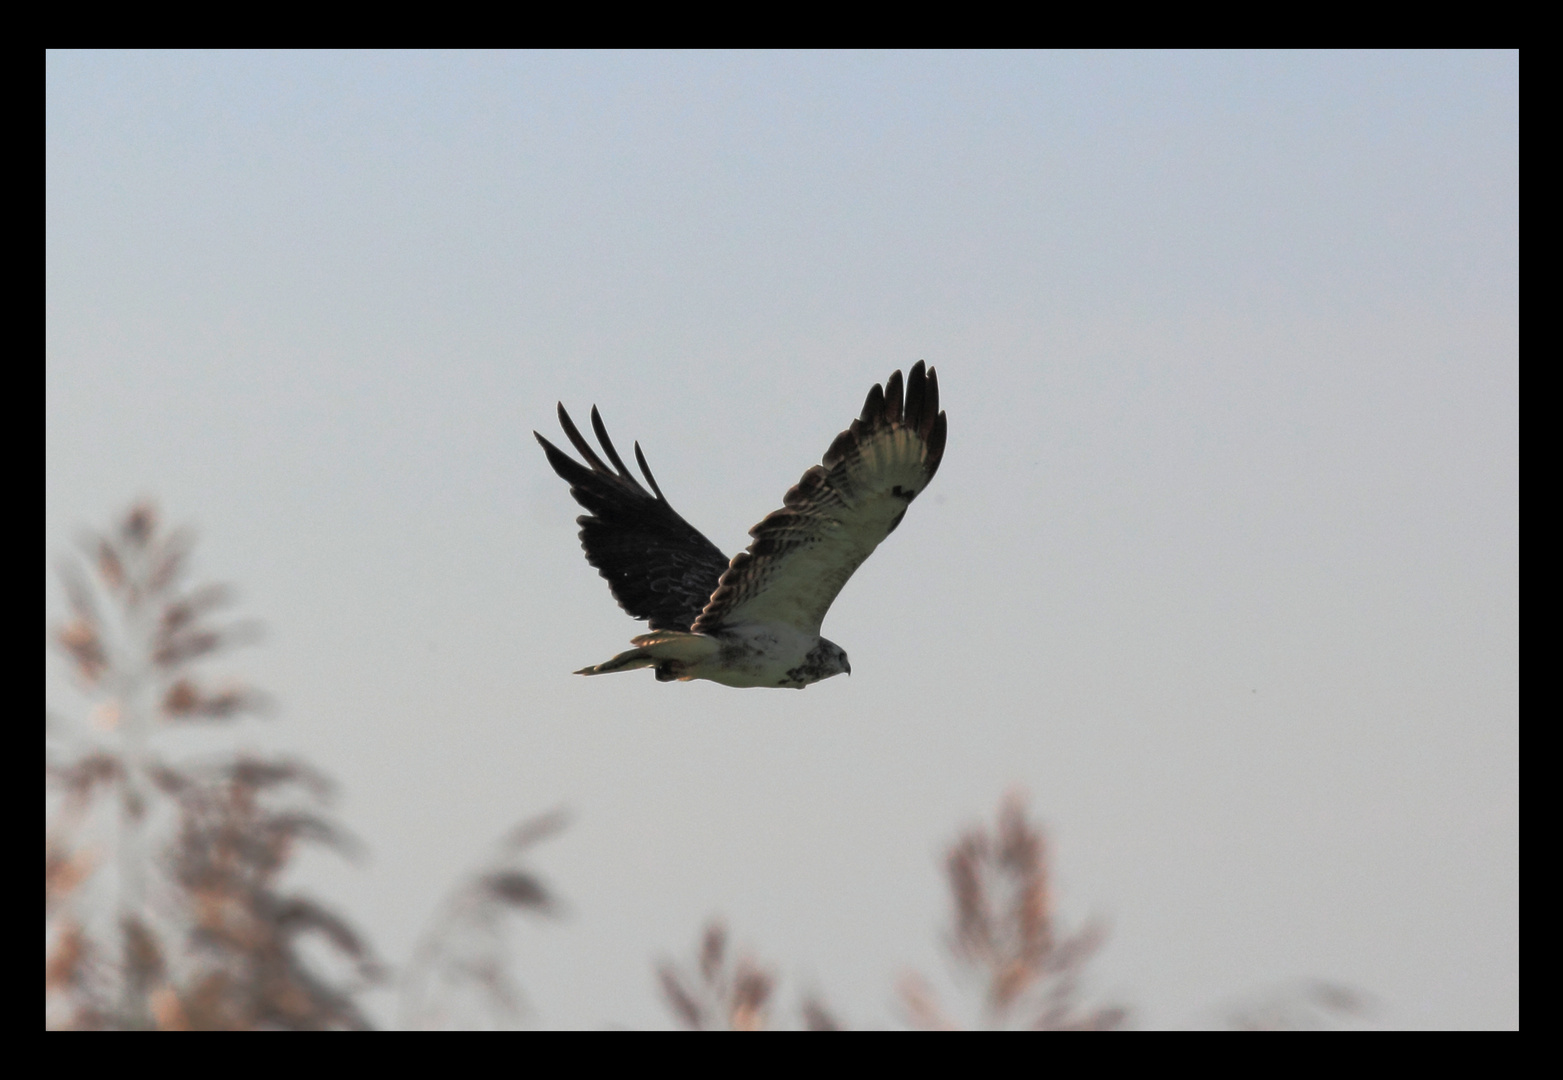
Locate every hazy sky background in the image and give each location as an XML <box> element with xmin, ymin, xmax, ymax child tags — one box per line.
<box><xmin>46</xmin><ymin>51</ymin><xmax>1517</xmax><ymax>1029</ymax></box>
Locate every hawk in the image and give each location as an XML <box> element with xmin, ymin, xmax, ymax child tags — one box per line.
<box><xmin>536</xmin><ymin>362</ymin><xmax>947</xmax><ymax>688</ymax></box>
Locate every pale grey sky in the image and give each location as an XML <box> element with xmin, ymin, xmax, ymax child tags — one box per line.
<box><xmin>46</xmin><ymin>50</ymin><xmax>1517</xmax><ymax>1028</ymax></box>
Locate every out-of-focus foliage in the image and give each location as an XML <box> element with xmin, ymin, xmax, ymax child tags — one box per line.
<box><xmin>656</xmin><ymin>793</ymin><xmax>1125</xmax><ymax>1031</ymax></box>
<box><xmin>49</xmin><ymin>503</ymin><xmax>1365</xmax><ymax>1030</ymax></box>
<box><xmin>46</xmin><ymin>503</ymin><xmax>564</xmax><ymax>1030</ymax></box>
<box><xmin>658</xmin><ymin>920</ymin><xmax>842</xmax><ymax>1031</ymax></box>
<box><xmin>399</xmin><ymin>811</ymin><xmax>566</xmax><ymax>1029</ymax></box>
<box><xmin>898</xmin><ymin>791</ymin><xmax>1128</xmax><ymax>1030</ymax></box>
<box><xmin>47</xmin><ymin>504</ymin><xmax>378</xmax><ymax>1029</ymax></box>
<box><xmin>1221</xmin><ymin>980</ymin><xmax>1372</xmax><ymax>1030</ymax></box>
<box><xmin>654</xmin><ymin>792</ymin><xmax>1372</xmax><ymax>1031</ymax></box>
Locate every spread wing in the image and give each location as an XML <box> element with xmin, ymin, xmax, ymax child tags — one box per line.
<box><xmin>692</xmin><ymin>361</ymin><xmax>947</xmax><ymax>636</ymax></box>
<box><xmin>535</xmin><ymin>404</ymin><xmax>730</xmax><ymax>632</ymax></box>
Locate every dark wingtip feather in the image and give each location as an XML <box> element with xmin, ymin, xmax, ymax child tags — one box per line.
<box><xmin>535</xmin><ymin>431</ymin><xmax>586</xmax><ymax>485</ymax></box>
<box><xmin>634</xmin><ymin>441</ymin><xmax>668</xmax><ymax>503</ymax></box>
<box><xmin>883</xmin><ymin>369</ymin><xmax>904</xmax><ymax>425</ymax></box>
<box><xmin>539</xmin><ymin>401</ymin><xmax>732</xmax><ymax>632</ymax></box>
<box><xmin>920</xmin><ymin>367</ymin><xmax>941</xmax><ymax>439</ymax></box>
<box><xmin>533</xmin><ymin>429</ymin><xmax>561</xmax><ymax>466</ymax></box>
<box><xmin>904</xmin><ymin>362</ymin><xmax>927</xmax><ymax>427</ymax></box>
<box><xmin>924</xmin><ymin>410</ymin><xmax>948</xmax><ymax>478</ymax></box>
<box><xmin>821</xmin><ymin>429</ymin><xmax>856</xmax><ymax>468</ymax></box>
<box><xmin>860</xmin><ymin>382</ymin><xmax>885</xmax><ymax>426</ymax></box>
<box><xmin>556</xmin><ymin>404</ymin><xmax>610</xmax><ymax>474</ymax></box>
<box><xmin>591</xmin><ymin>406</ymin><xmax>633</xmax><ymax>477</ymax></box>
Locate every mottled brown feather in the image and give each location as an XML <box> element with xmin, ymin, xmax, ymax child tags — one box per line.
<box><xmin>692</xmin><ymin>361</ymin><xmax>947</xmax><ymax>635</ymax></box>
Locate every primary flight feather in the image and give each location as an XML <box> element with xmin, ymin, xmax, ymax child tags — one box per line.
<box><xmin>535</xmin><ymin>362</ymin><xmax>947</xmax><ymax>688</ymax></box>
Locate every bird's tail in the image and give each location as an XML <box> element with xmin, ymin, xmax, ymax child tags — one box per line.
<box><xmin>574</xmin><ymin>631</ymin><xmax>720</xmax><ymax>681</ymax></box>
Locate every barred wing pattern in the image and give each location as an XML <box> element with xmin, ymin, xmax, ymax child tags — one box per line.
<box><xmin>693</xmin><ymin>361</ymin><xmax>947</xmax><ymax>637</ymax></box>
<box><xmin>534</xmin><ymin>405</ymin><xmax>730</xmax><ymax>632</ymax></box>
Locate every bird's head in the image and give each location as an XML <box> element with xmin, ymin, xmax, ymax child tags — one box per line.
<box><xmin>816</xmin><ymin>637</ymin><xmax>850</xmax><ymax>680</ymax></box>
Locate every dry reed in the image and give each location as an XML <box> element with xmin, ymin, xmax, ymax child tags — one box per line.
<box><xmin>47</xmin><ymin>503</ymin><xmax>378</xmax><ymax>1029</ymax></box>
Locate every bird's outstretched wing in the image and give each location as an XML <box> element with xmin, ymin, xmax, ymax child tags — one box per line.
<box><xmin>535</xmin><ymin>405</ymin><xmax>730</xmax><ymax>632</ymax></box>
<box><xmin>693</xmin><ymin>361</ymin><xmax>947</xmax><ymax>636</ymax></box>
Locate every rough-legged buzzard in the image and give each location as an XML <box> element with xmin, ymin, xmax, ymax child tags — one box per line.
<box><xmin>536</xmin><ymin>362</ymin><xmax>947</xmax><ymax>688</ymax></box>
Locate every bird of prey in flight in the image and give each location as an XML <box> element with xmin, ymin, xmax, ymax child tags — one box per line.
<box><xmin>535</xmin><ymin>362</ymin><xmax>947</xmax><ymax>688</ymax></box>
